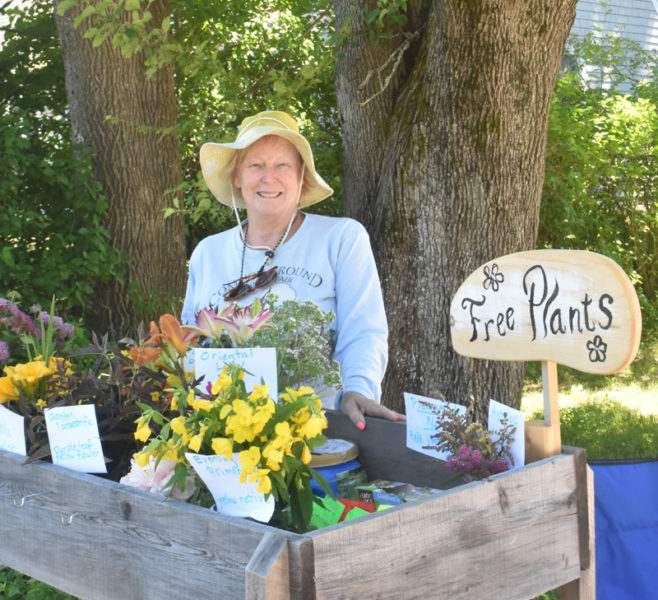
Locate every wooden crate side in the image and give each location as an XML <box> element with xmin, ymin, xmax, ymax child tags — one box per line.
<box><xmin>309</xmin><ymin>453</ymin><xmax>582</xmax><ymax>600</ymax></box>
<box><xmin>557</xmin><ymin>462</ymin><xmax>596</xmax><ymax>600</ymax></box>
<box><xmin>0</xmin><ymin>450</ymin><xmax>286</xmax><ymax>600</ymax></box>
<box><xmin>244</xmin><ymin>532</ymin><xmax>290</xmax><ymax>600</ymax></box>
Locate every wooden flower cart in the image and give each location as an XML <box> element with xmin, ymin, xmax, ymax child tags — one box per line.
<box><xmin>3</xmin><ymin>249</ymin><xmax>642</xmax><ymax>599</ymax></box>
<box><xmin>1</xmin><ymin>411</ymin><xmax>593</xmax><ymax>600</ymax></box>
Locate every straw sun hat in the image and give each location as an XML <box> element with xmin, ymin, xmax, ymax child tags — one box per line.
<box><xmin>199</xmin><ymin>111</ymin><xmax>334</xmax><ymax>210</ymax></box>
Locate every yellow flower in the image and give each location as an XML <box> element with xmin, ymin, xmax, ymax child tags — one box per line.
<box><xmin>226</xmin><ymin>400</ymin><xmax>256</xmax><ymax>443</ymax></box>
<box><xmin>298</xmin><ymin>414</ymin><xmax>327</xmax><ymax>440</ymax></box>
<box><xmin>211</xmin><ymin>437</ymin><xmax>233</xmax><ymax>459</ymax></box>
<box><xmin>166</xmin><ymin>373</ymin><xmax>182</xmax><ymax>387</ymax></box>
<box><xmin>188</xmin><ymin>433</ymin><xmax>203</xmax><ymax>452</ymax></box>
<box><xmin>0</xmin><ymin>377</ymin><xmax>18</xmax><ymax>404</ymax></box>
<box><xmin>248</xmin><ymin>384</ymin><xmax>270</xmax><ymax>402</ymax></box>
<box><xmin>239</xmin><ymin>446</ymin><xmax>261</xmax><ymax>475</ymax></box>
<box><xmin>219</xmin><ymin>403</ymin><xmax>232</xmax><ymax>420</ymax></box>
<box><xmin>135</xmin><ymin>451</ymin><xmax>151</xmax><ymax>467</ymax></box>
<box><xmin>301</xmin><ymin>445</ymin><xmax>312</xmax><ymax>465</ymax></box>
<box><xmin>273</xmin><ymin>421</ymin><xmax>292</xmax><ymax>447</ymax></box>
<box><xmin>249</xmin><ymin>469</ymin><xmax>272</xmax><ymax>495</ymax></box>
<box><xmin>36</xmin><ymin>399</ymin><xmax>47</xmax><ymax>409</ymax></box>
<box><xmin>291</xmin><ymin>406</ymin><xmax>310</xmax><ymax>424</ymax></box>
<box><xmin>134</xmin><ymin>417</ymin><xmax>152</xmax><ymax>442</ymax></box>
<box><xmin>191</xmin><ymin>396</ymin><xmax>213</xmax><ymax>412</ymax></box>
<box><xmin>5</xmin><ymin>360</ymin><xmax>52</xmax><ymax>391</ymax></box>
<box><xmin>251</xmin><ymin>398</ymin><xmax>275</xmax><ymax>434</ymax></box>
<box><xmin>262</xmin><ymin>443</ymin><xmax>284</xmax><ymax>471</ymax></box>
<box><xmin>211</xmin><ymin>369</ymin><xmax>233</xmax><ymax>394</ymax></box>
<box><xmin>296</xmin><ymin>386</ymin><xmax>316</xmax><ymax>397</ymax></box>
<box><xmin>170</xmin><ymin>416</ymin><xmax>187</xmax><ymax>436</ymax></box>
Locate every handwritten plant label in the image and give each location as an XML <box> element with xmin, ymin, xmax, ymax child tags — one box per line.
<box><xmin>404</xmin><ymin>392</ymin><xmax>466</xmax><ymax>461</ymax></box>
<box><xmin>488</xmin><ymin>399</ymin><xmax>525</xmax><ymax>468</ymax></box>
<box><xmin>186</xmin><ymin>452</ymin><xmax>275</xmax><ymax>523</ymax></box>
<box><xmin>450</xmin><ymin>250</ymin><xmax>642</xmax><ymax>373</ymax></box>
<box><xmin>44</xmin><ymin>405</ymin><xmax>106</xmax><ymax>473</ymax></box>
<box><xmin>193</xmin><ymin>347</ymin><xmax>278</xmax><ymax>396</ymax></box>
<box><xmin>0</xmin><ymin>404</ymin><xmax>27</xmax><ymax>456</ymax></box>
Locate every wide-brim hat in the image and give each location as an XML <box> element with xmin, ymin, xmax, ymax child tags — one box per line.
<box><xmin>200</xmin><ymin>111</ymin><xmax>334</xmax><ymax>209</ymax></box>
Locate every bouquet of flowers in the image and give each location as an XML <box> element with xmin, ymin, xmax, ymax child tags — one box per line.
<box><xmin>421</xmin><ymin>401</ymin><xmax>516</xmax><ymax>481</ymax></box>
<box><xmin>122</xmin><ymin>303</ymin><xmax>335</xmax><ymax>532</ymax></box>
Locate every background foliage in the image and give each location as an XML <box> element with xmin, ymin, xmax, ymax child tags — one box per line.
<box><xmin>540</xmin><ymin>30</ymin><xmax>658</xmax><ymax>342</ymax></box>
<box><xmin>1</xmin><ymin>0</ymin><xmax>656</xmax><ymax>345</ymax></box>
<box><xmin>0</xmin><ymin>0</ymin><xmax>125</xmax><ymax>320</ymax></box>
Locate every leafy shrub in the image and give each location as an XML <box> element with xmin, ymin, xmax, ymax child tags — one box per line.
<box><xmin>0</xmin><ymin>1</ymin><xmax>125</xmax><ymax>321</ymax></box>
<box><xmin>559</xmin><ymin>398</ymin><xmax>658</xmax><ymax>460</ymax></box>
<box><xmin>0</xmin><ymin>568</ymin><xmax>77</xmax><ymax>600</ymax></box>
<box><xmin>541</xmin><ymin>32</ymin><xmax>658</xmax><ymax>342</ymax></box>
<box><xmin>528</xmin><ymin>397</ymin><xmax>658</xmax><ymax>460</ymax></box>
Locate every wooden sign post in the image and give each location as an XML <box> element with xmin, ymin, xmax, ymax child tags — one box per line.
<box><xmin>450</xmin><ymin>249</ymin><xmax>642</xmax><ymax>463</ymax></box>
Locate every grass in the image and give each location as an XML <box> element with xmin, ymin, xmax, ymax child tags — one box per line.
<box><xmin>521</xmin><ymin>339</ymin><xmax>658</xmax><ymax>460</ymax></box>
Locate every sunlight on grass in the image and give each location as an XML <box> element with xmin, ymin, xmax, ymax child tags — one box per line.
<box><xmin>521</xmin><ymin>382</ymin><xmax>658</xmax><ymax>417</ymax></box>
<box><xmin>521</xmin><ymin>340</ymin><xmax>658</xmax><ymax>460</ymax></box>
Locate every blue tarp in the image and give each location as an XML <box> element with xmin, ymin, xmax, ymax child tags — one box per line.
<box><xmin>590</xmin><ymin>460</ymin><xmax>658</xmax><ymax>600</ymax></box>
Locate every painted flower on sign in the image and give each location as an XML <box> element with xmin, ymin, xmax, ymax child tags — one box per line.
<box><xmin>587</xmin><ymin>335</ymin><xmax>608</xmax><ymax>362</ymax></box>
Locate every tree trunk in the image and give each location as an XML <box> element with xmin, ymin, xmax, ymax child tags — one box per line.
<box><xmin>334</xmin><ymin>0</ymin><xmax>577</xmax><ymax>422</ymax></box>
<box><xmin>53</xmin><ymin>0</ymin><xmax>186</xmax><ymax>339</ymax></box>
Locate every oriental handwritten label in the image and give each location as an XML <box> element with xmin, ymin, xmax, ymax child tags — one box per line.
<box><xmin>193</xmin><ymin>347</ymin><xmax>278</xmax><ymax>396</ymax></box>
<box><xmin>450</xmin><ymin>250</ymin><xmax>641</xmax><ymax>374</ymax></box>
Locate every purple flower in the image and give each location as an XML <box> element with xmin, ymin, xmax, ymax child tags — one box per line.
<box><xmin>491</xmin><ymin>457</ymin><xmax>510</xmax><ymax>474</ymax></box>
<box><xmin>0</xmin><ymin>341</ymin><xmax>9</xmax><ymax>362</ymax></box>
<box><xmin>34</xmin><ymin>310</ymin><xmax>75</xmax><ymax>348</ymax></box>
<box><xmin>0</xmin><ymin>299</ymin><xmax>39</xmax><ymax>337</ymax></box>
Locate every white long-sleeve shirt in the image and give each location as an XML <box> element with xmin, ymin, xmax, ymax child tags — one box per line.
<box><xmin>181</xmin><ymin>213</ymin><xmax>388</xmax><ymax>409</ymax></box>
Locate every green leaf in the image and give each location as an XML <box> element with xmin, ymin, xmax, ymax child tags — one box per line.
<box><xmin>56</xmin><ymin>0</ymin><xmax>78</xmax><ymax>17</ymax></box>
<box><xmin>0</xmin><ymin>246</ymin><xmax>15</xmax><ymax>267</ymax></box>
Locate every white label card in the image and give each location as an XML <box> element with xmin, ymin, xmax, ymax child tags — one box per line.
<box><xmin>488</xmin><ymin>399</ymin><xmax>525</xmax><ymax>468</ymax></box>
<box><xmin>404</xmin><ymin>392</ymin><xmax>467</xmax><ymax>461</ymax></box>
<box><xmin>186</xmin><ymin>452</ymin><xmax>274</xmax><ymax>523</ymax></box>
<box><xmin>44</xmin><ymin>405</ymin><xmax>107</xmax><ymax>473</ymax></box>
<box><xmin>0</xmin><ymin>404</ymin><xmax>27</xmax><ymax>456</ymax></box>
<box><xmin>193</xmin><ymin>347</ymin><xmax>278</xmax><ymax>397</ymax></box>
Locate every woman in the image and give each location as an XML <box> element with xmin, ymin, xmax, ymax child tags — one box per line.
<box><xmin>182</xmin><ymin>110</ymin><xmax>403</xmax><ymax>429</ymax></box>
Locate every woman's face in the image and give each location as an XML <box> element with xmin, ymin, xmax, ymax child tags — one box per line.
<box><xmin>233</xmin><ymin>135</ymin><xmax>303</xmax><ymax>221</ymax></box>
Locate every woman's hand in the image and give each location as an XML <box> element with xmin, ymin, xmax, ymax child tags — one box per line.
<box><xmin>340</xmin><ymin>391</ymin><xmax>406</xmax><ymax>430</ymax></box>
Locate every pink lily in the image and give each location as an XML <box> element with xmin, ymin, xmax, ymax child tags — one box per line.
<box><xmin>182</xmin><ymin>307</ymin><xmax>227</xmax><ymax>342</ymax></box>
<box><xmin>217</xmin><ymin>299</ymin><xmax>274</xmax><ymax>346</ymax></box>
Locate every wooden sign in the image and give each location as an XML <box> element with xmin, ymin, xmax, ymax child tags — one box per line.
<box><xmin>450</xmin><ymin>249</ymin><xmax>642</xmax><ymax>463</ymax></box>
<box><xmin>450</xmin><ymin>250</ymin><xmax>641</xmax><ymax>374</ymax></box>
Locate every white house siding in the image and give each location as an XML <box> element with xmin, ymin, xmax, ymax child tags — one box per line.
<box><xmin>572</xmin><ymin>0</ymin><xmax>658</xmax><ymax>51</ymax></box>
<box><xmin>569</xmin><ymin>0</ymin><xmax>658</xmax><ymax>86</ymax></box>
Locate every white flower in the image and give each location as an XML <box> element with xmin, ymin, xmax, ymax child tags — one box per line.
<box><xmin>120</xmin><ymin>457</ymin><xmax>195</xmax><ymax>500</ymax></box>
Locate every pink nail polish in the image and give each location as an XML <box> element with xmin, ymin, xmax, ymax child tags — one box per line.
<box><xmin>356</xmin><ymin>421</ymin><xmax>365</xmax><ymax>430</ymax></box>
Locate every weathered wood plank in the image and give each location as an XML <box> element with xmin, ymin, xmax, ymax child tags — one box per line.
<box><xmin>0</xmin><ymin>449</ymin><xmax>283</xmax><ymax>600</ymax></box>
<box><xmin>557</xmin><ymin>462</ymin><xmax>596</xmax><ymax>600</ymax></box>
<box><xmin>308</xmin><ymin>452</ymin><xmax>583</xmax><ymax>600</ymax></box>
<box><xmin>244</xmin><ymin>532</ymin><xmax>290</xmax><ymax>600</ymax></box>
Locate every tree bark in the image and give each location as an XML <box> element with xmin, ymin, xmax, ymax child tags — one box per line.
<box><xmin>53</xmin><ymin>0</ymin><xmax>186</xmax><ymax>339</ymax></box>
<box><xmin>334</xmin><ymin>0</ymin><xmax>577</xmax><ymax>421</ymax></box>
